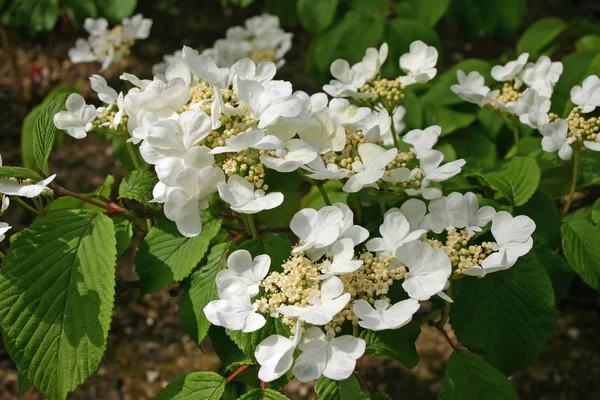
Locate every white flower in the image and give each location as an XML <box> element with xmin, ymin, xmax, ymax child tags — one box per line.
<box><xmin>399</xmin><ymin>41</ymin><xmax>438</xmax><ymax>85</ymax></box>
<box><xmin>0</xmin><ymin>175</ymin><xmax>56</xmax><ymax>198</ymax></box>
<box><xmin>237</xmin><ymin>79</ymin><xmax>303</xmax><ymax>128</ymax></box>
<box><xmin>355</xmin><ymin>108</ymin><xmax>395</xmax><ymax>145</ymax></box>
<box><xmin>290</xmin><ymin>206</ymin><xmax>345</xmax><ymax>254</ymax></box>
<box><xmin>396</xmin><ymin>240</ymin><xmax>452</xmax><ymax>301</ymax></box>
<box><xmin>53</xmin><ymin>94</ymin><xmax>96</xmax><ymax>139</ymax></box>
<box><xmin>293</xmin><ymin>327</ymin><xmax>365</xmax><ymax>382</ymax></box>
<box><xmin>423</xmin><ymin>192</ymin><xmax>496</xmax><ymax>235</ymax></box>
<box><xmin>323</xmin><ymin>59</ymin><xmax>370</xmax><ymax>98</ymax></box>
<box><xmin>122</xmin><ymin>14</ymin><xmax>153</xmax><ymax>40</ymax></box>
<box><xmin>278</xmin><ymin>276</ymin><xmax>350</xmax><ymax>325</ymax></box>
<box><xmin>539</xmin><ymin>119</ymin><xmax>574</xmax><ymax>160</ymax></box>
<box><xmin>570</xmin><ymin>75</ymin><xmax>600</xmax><ymax>113</ymax></box>
<box><xmin>584</xmin><ymin>140</ymin><xmax>600</xmax><ymax>151</ymax></box>
<box><xmin>366</xmin><ymin>211</ymin><xmax>427</xmax><ymax>254</ymax></box>
<box><xmin>301</xmin><ymin>157</ymin><xmax>353</xmax><ymax>181</ymax></box>
<box><xmin>356</xmin><ymin>43</ymin><xmax>388</xmax><ymax>80</ymax></box>
<box><xmin>402</xmin><ymin>125</ymin><xmax>442</xmax><ymax>154</ymax></box>
<box><xmin>228</xmin><ymin>58</ymin><xmax>277</xmax><ymax>88</ymax></box>
<box><xmin>520</xmin><ymin>56</ymin><xmax>563</xmax><ymax>97</ymax></box>
<box><xmin>68</xmin><ymin>39</ymin><xmax>96</xmax><ymax>63</ymax></box>
<box><xmin>316</xmin><ymin>238</ymin><xmax>363</xmax><ymax>279</ymax></box>
<box><xmin>255</xmin><ymin>320</ymin><xmax>302</xmax><ymax>382</ymax></box>
<box><xmin>210</xmin><ymin>129</ymin><xmax>283</xmax><ymax>154</ymax></box>
<box><xmin>406</xmin><ymin>150</ymin><xmax>465</xmax><ymax>199</ymax></box>
<box><xmin>84</xmin><ymin>17</ymin><xmax>108</xmax><ymax>36</ymax></box>
<box><xmin>386</xmin><ymin>198</ymin><xmax>429</xmax><ymax>232</ymax></box>
<box><xmin>491</xmin><ymin>53</ymin><xmax>529</xmax><ymax>83</ymax></box>
<box><xmin>333</xmin><ymin>202</ymin><xmax>369</xmax><ymax>246</ymax></box>
<box><xmin>327</xmin><ymin>98</ymin><xmax>370</xmax><ymax>126</ymax></box>
<box><xmin>353</xmin><ymin>298</ymin><xmax>420</xmax><ymax>331</ymax></box>
<box><xmin>203</xmin><ymin>279</ymin><xmax>266</xmax><ymax>333</ymax></box>
<box><xmin>0</xmin><ymin>222</ymin><xmax>11</xmax><ymax>243</ymax></box>
<box><xmin>464</xmin><ymin>248</ymin><xmax>510</xmax><ymax>277</ymax></box>
<box><xmin>488</xmin><ymin>211</ymin><xmax>535</xmax><ymax>265</ymax></box>
<box><xmin>1</xmin><ymin>195</ymin><xmax>8</xmax><ymax>213</ymax></box>
<box><xmin>215</xmin><ymin>249</ymin><xmax>270</xmax><ymax>297</ymax></box>
<box><xmin>342</xmin><ymin>143</ymin><xmax>398</xmax><ymax>193</ymax></box>
<box><xmin>260</xmin><ymin>139</ymin><xmax>318</xmax><ymax>173</ymax></box>
<box><xmin>218</xmin><ymin>175</ymin><xmax>283</xmax><ymax>214</ymax></box>
<box><xmin>514</xmin><ymin>89</ymin><xmax>551</xmax><ymax>129</ymax></box>
<box><xmin>90</xmin><ymin>75</ymin><xmax>119</xmax><ymax>105</ymax></box>
<box><xmin>451</xmin><ymin>70</ymin><xmax>499</xmax><ymax>107</ymax></box>
<box><xmin>182</xmin><ymin>46</ymin><xmax>230</xmax><ymax>88</ymax></box>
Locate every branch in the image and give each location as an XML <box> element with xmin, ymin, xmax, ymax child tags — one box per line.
<box><xmin>50</xmin><ymin>182</ymin><xmax>127</xmax><ymax>215</ymax></box>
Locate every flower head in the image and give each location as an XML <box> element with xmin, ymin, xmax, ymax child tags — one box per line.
<box><xmin>53</xmin><ymin>94</ymin><xmax>96</xmax><ymax>139</ymax></box>
<box><xmin>570</xmin><ymin>75</ymin><xmax>600</xmax><ymax>113</ymax></box>
<box><xmin>399</xmin><ymin>41</ymin><xmax>438</xmax><ymax>86</ymax></box>
<box><xmin>218</xmin><ymin>175</ymin><xmax>284</xmax><ymax>214</ymax></box>
<box><xmin>539</xmin><ymin>119</ymin><xmax>574</xmax><ymax>160</ymax></box>
<box><xmin>353</xmin><ymin>298</ymin><xmax>420</xmax><ymax>331</ymax></box>
<box><xmin>451</xmin><ymin>70</ymin><xmax>499</xmax><ymax>107</ymax></box>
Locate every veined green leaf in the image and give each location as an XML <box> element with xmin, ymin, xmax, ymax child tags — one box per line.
<box><xmin>239</xmin><ymin>389</ymin><xmax>291</xmax><ymax>399</ymax></box>
<box><xmin>516</xmin><ymin>17</ymin><xmax>566</xmax><ymax>57</ymax></box>
<box><xmin>154</xmin><ymin>371</ymin><xmax>226</xmax><ymax>400</ymax></box>
<box><xmin>33</xmin><ymin>93</ymin><xmax>69</xmax><ymax>173</ymax></box>
<box><xmin>479</xmin><ymin>156</ymin><xmax>540</xmax><ymax>206</ymax></box>
<box><xmin>561</xmin><ymin>220</ymin><xmax>600</xmax><ymax>290</ymax></box>
<box><xmin>314</xmin><ymin>375</ymin><xmax>369</xmax><ymax>400</ymax></box>
<box><xmin>360</xmin><ymin>321</ymin><xmax>421</xmax><ymax>368</ymax></box>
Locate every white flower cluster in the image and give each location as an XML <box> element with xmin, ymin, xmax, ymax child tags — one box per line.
<box><xmin>203</xmin><ymin>196</ymin><xmax>535</xmax><ymax>383</ymax></box>
<box><xmin>452</xmin><ymin>54</ymin><xmax>600</xmax><ymax>160</ymax></box>
<box><xmin>68</xmin><ymin>14</ymin><xmax>152</xmax><ymax>71</ymax></box>
<box><xmin>54</xmin><ymin>38</ymin><xmax>465</xmax><ymax>238</ymax></box>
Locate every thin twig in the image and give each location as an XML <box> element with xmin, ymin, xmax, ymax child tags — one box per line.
<box><xmin>50</xmin><ymin>182</ymin><xmax>127</xmax><ymax>214</ymax></box>
<box><xmin>354</xmin><ymin>371</ymin><xmax>372</xmax><ymax>394</ymax></box>
<box><xmin>226</xmin><ymin>364</ymin><xmax>249</xmax><ymax>383</ymax></box>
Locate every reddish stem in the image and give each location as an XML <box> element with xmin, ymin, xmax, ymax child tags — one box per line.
<box><xmin>50</xmin><ymin>182</ymin><xmax>127</xmax><ymax>214</ymax></box>
<box><xmin>232</xmin><ymin>232</ymin><xmax>248</xmax><ymax>243</ymax></box>
<box><xmin>354</xmin><ymin>370</ymin><xmax>372</xmax><ymax>394</ymax></box>
<box><xmin>226</xmin><ymin>364</ymin><xmax>249</xmax><ymax>383</ymax></box>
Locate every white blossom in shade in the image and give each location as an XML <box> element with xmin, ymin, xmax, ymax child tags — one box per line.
<box><xmin>293</xmin><ymin>327</ymin><xmax>365</xmax><ymax>382</ymax></box>
<box><xmin>584</xmin><ymin>140</ymin><xmax>600</xmax><ymax>151</ymax></box>
<box><xmin>163</xmin><ymin>59</ymin><xmax>193</xmax><ymax>86</ymax></box>
<box><xmin>152</xmin><ymin>146</ymin><xmax>214</xmax><ymax>197</ymax></box>
<box><xmin>491</xmin><ymin>53</ymin><xmax>529</xmax><ymax>83</ymax></box>
<box><xmin>278</xmin><ymin>276</ymin><xmax>350</xmax><ymax>325</ymax></box>
<box><xmin>451</xmin><ymin>70</ymin><xmax>499</xmax><ymax>107</ymax></box>
<box><xmin>215</xmin><ymin>249</ymin><xmax>270</xmax><ymax>297</ymax></box>
<box><xmin>217</xmin><ymin>175</ymin><xmax>284</xmax><ymax>214</ymax></box>
<box><xmin>423</xmin><ymin>192</ymin><xmax>496</xmax><ymax>235</ymax></box>
<box><xmin>399</xmin><ymin>41</ymin><xmax>438</xmax><ymax>86</ymax></box>
<box><xmin>260</xmin><ymin>139</ymin><xmax>318</xmax><ymax>173</ymax></box>
<box><xmin>342</xmin><ymin>143</ymin><xmax>398</xmax><ymax>193</ymax></box>
<box><xmin>355</xmin><ymin>108</ymin><xmax>391</xmax><ymax>144</ymax></box>
<box><xmin>327</xmin><ymin>98</ymin><xmax>371</xmax><ymax>126</ymax></box>
<box><xmin>488</xmin><ymin>211</ymin><xmax>535</xmax><ymax>265</ymax></box>
<box><xmin>68</xmin><ymin>39</ymin><xmax>96</xmax><ymax>63</ymax></box>
<box><xmin>255</xmin><ymin>320</ymin><xmax>302</xmax><ymax>382</ymax></box>
<box><xmin>152</xmin><ymin>50</ymin><xmax>183</xmax><ymax>78</ymax></box>
<box><xmin>354</xmin><ymin>43</ymin><xmax>388</xmax><ymax>80</ymax></box>
<box><xmin>539</xmin><ymin>119</ymin><xmax>574</xmax><ymax>160</ymax></box>
<box><xmin>301</xmin><ymin>157</ymin><xmax>353</xmax><ymax>181</ymax></box>
<box><xmin>182</xmin><ymin>46</ymin><xmax>230</xmax><ymax>88</ymax></box>
<box><xmin>134</xmin><ymin>111</ymin><xmax>212</xmax><ymax>164</ymax></box>
<box><xmin>228</xmin><ymin>59</ymin><xmax>277</xmax><ymax>86</ymax></box>
<box><xmin>203</xmin><ymin>279</ymin><xmax>266</xmax><ymax>333</ymax></box>
<box><xmin>316</xmin><ymin>239</ymin><xmax>363</xmax><ymax>279</ymax></box>
<box><xmin>90</xmin><ymin>75</ymin><xmax>119</xmax><ymax>105</ymax></box>
<box><xmin>83</xmin><ymin>17</ymin><xmax>108</xmax><ymax>36</ymax></box>
<box><xmin>570</xmin><ymin>75</ymin><xmax>600</xmax><ymax>113</ymax></box>
<box><xmin>513</xmin><ymin>89</ymin><xmax>551</xmax><ymax>129</ymax></box>
<box><xmin>0</xmin><ymin>175</ymin><xmax>56</xmax><ymax>198</ymax></box>
<box><xmin>402</xmin><ymin>125</ymin><xmax>442</xmax><ymax>154</ymax></box>
<box><xmin>366</xmin><ymin>211</ymin><xmax>427</xmax><ymax>254</ymax></box>
<box><xmin>333</xmin><ymin>202</ymin><xmax>369</xmax><ymax>246</ymax></box>
<box><xmin>323</xmin><ymin>56</ymin><xmax>374</xmax><ymax>99</ymax></box>
<box><xmin>1</xmin><ymin>195</ymin><xmax>8</xmax><ymax>213</ymax></box>
<box><xmin>384</xmin><ymin>198</ymin><xmax>429</xmax><ymax>232</ymax></box>
<box><xmin>519</xmin><ymin>56</ymin><xmax>563</xmax><ymax>98</ymax></box>
<box><xmin>0</xmin><ymin>221</ymin><xmax>10</xmax><ymax>243</ymax></box>
<box><xmin>53</xmin><ymin>93</ymin><xmax>96</xmax><ymax>139</ymax></box>
<box><xmin>162</xmin><ymin>166</ymin><xmax>225</xmax><ymax>237</ymax></box>
<box><xmin>406</xmin><ymin>150</ymin><xmax>466</xmax><ymax>199</ymax></box>
<box><xmin>121</xmin><ymin>14</ymin><xmax>153</xmax><ymax>40</ymax></box>
<box><xmin>120</xmin><ymin>72</ymin><xmax>152</xmax><ymax>89</ymax></box>
<box><xmin>463</xmin><ymin>248</ymin><xmax>510</xmax><ymax>277</ymax></box>
<box><xmin>290</xmin><ymin>206</ymin><xmax>345</xmax><ymax>254</ymax></box>
<box><xmin>353</xmin><ymin>298</ymin><xmax>420</xmax><ymax>331</ymax></box>
<box><xmin>237</xmin><ymin>80</ymin><xmax>304</xmax><ymax>129</ymax></box>
<box><xmin>395</xmin><ymin>240</ymin><xmax>452</xmax><ymax>301</ymax></box>
<box><xmin>210</xmin><ymin>129</ymin><xmax>283</xmax><ymax>154</ymax></box>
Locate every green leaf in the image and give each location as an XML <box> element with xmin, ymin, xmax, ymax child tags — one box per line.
<box><xmin>592</xmin><ymin>199</ymin><xmax>600</xmax><ymax>226</ymax></box>
<box><xmin>0</xmin><ymin>210</ymin><xmax>117</xmax><ymax>400</ymax></box>
<box><xmin>438</xmin><ymin>350</ymin><xmax>518</xmax><ymax>400</ymax></box>
<box><xmin>264</xmin><ymin>0</ymin><xmax>298</xmax><ymax>27</ymax></box>
<box><xmin>49</xmin><ymin>175</ymin><xmax>115</xmax><ymax>213</ymax></box>
<box><xmin>314</xmin><ymin>375</ymin><xmax>369</xmax><ymax>400</ymax></box>
<box><xmin>18</xmin><ymin>371</ymin><xmax>32</xmax><ymax>396</ymax></box>
<box><xmin>479</xmin><ymin>156</ymin><xmax>540</xmax><ymax>206</ymax></box>
<box><xmin>239</xmin><ymin>389</ymin><xmax>291</xmax><ymax>400</ymax></box>
<box><xmin>135</xmin><ymin>218</ymin><xmax>222</xmax><ymax>294</ymax></box>
<box><xmin>529</xmin><ymin>242</ymin><xmax>574</xmax><ymax>304</ymax></box>
<box><xmin>425</xmin><ymin>106</ymin><xmax>476</xmax><ymax>136</ymax></box>
<box><xmin>450</xmin><ymin>256</ymin><xmax>555</xmax><ymax>375</ymax></box>
<box><xmin>118</xmin><ymin>169</ymin><xmax>159</xmax><ymax>208</ymax></box>
<box><xmin>348</xmin><ymin>0</ymin><xmax>389</xmax><ymax>14</ymax></box>
<box><xmin>0</xmin><ymin>166</ymin><xmax>42</xmax><ymax>181</ymax></box>
<box><xmin>515</xmin><ymin>190</ymin><xmax>560</xmax><ymax>246</ymax></box>
<box><xmin>552</xmin><ymin>51</ymin><xmax>598</xmax><ymax>115</ymax></box>
<box><xmin>516</xmin><ymin>17</ymin><xmax>566</xmax><ymax>57</ymax></box>
<box><xmin>449</xmin><ymin>129</ymin><xmax>497</xmax><ymax>170</ymax></box>
<box><xmin>5</xmin><ymin>0</ymin><xmax>60</xmax><ymax>34</ymax></box>
<box><xmin>179</xmin><ymin>242</ymin><xmax>233</xmax><ymax>344</ymax></box>
<box><xmin>576</xmin><ymin>34</ymin><xmax>600</xmax><ymax>53</ymax></box>
<box><xmin>209</xmin><ymin>326</ymin><xmax>249</xmax><ymax>370</ymax></box>
<box><xmin>493</xmin><ymin>0</ymin><xmax>526</xmax><ymax>34</ymax></box>
<box><xmin>32</xmin><ymin>93</ymin><xmax>69</xmax><ymax>173</ymax></box>
<box><xmin>411</xmin><ymin>0</ymin><xmax>451</xmax><ymax>27</ymax></box>
<box><xmin>21</xmin><ymin>86</ymin><xmax>75</xmax><ymax>170</ymax></box>
<box><xmin>97</xmin><ymin>0</ymin><xmax>137</xmax><ymax>24</ymax></box>
<box><xmin>561</xmin><ymin>220</ymin><xmax>600</xmax><ymax>290</ymax></box>
<box><xmin>227</xmin><ymin>316</ymin><xmax>290</xmax><ymax>357</ymax></box>
<box><xmin>297</xmin><ymin>0</ymin><xmax>339</xmax><ymax>34</ymax></box>
<box><xmin>421</xmin><ymin>59</ymin><xmax>490</xmax><ymax>107</ymax></box>
<box><xmin>69</xmin><ymin>0</ymin><xmax>97</xmax><ymax>26</ymax></box>
<box><xmin>114</xmin><ymin>217</ymin><xmax>134</xmax><ymax>257</ymax></box>
<box><xmin>154</xmin><ymin>371</ymin><xmax>226</xmax><ymax>400</ymax></box>
<box><xmin>360</xmin><ymin>321</ymin><xmax>421</xmax><ymax>368</ymax></box>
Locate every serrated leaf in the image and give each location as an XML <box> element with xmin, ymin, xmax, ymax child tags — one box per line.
<box><xmin>515</xmin><ymin>190</ymin><xmax>560</xmax><ymax>246</ymax></box>
<box><xmin>480</xmin><ymin>156</ymin><xmax>540</xmax><ymax>206</ymax></box>
<box><xmin>0</xmin><ymin>210</ymin><xmax>117</xmax><ymax>400</ymax></box>
<box><xmin>450</xmin><ymin>256</ymin><xmax>555</xmax><ymax>375</ymax></box>
<box><xmin>154</xmin><ymin>371</ymin><xmax>226</xmax><ymax>400</ymax></box>
<box><xmin>114</xmin><ymin>217</ymin><xmax>133</xmax><ymax>257</ymax></box>
<box><xmin>529</xmin><ymin>242</ymin><xmax>574</xmax><ymax>304</ymax></box>
<box><xmin>561</xmin><ymin>220</ymin><xmax>600</xmax><ymax>290</ymax></box>
<box><xmin>239</xmin><ymin>388</ymin><xmax>291</xmax><ymax>400</ymax></box>
<box><xmin>33</xmin><ymin>93</ymin><xmax>68</xmax><ymax>173</ymax></box>
<box><xmin>227</xmin><ymin>317</ymin><xmax>290</xmax><ymax>357</ymax></box>
<box><xmin>360</xmin><ymin>321</ymin><xmax>421</xmax><ymax>368</ymax></box>
<box><xmin>516</xmin><ymin>17</ymin><xmax>566</xmax><ymax>57</ymax></box>
<box><xmin>438</xmin><ymin>350</ymin><xmax>518</xmax><ymax>400</ymax></box>
<box><xmin>592</xmin><ymin>199</ymin><xmax>600</xmax><ymax>226</ymax></box>
<box><xmin>0</xmin><ymin>166</ymin><xmax>42</xmax><ymax>181</ymax></box>
<box><xmin>209</xmin><ymin>326</ymin><xmax>249</xmax><ymax>370</ymax></box>
<box><xmin>314</xmin><ymin>375</ymin><xmax>369</xmax><ymax>400</ymax></box>
<box><xmin>297</xmin><ymin>0</ymin><xmax>339</xmax><ymax>34</ymax></box>
<box><xmin>425</xmin><ymin>106</ymin><xmax>476</xmax><ymax>136</ymax></box>
<box><xmin>135</xmin><ymin>218</ymin><xmax>222</xmax><ymax>294</ymax></box>
<box><xmin>118</xmin><ymin>169</ymin><xmax>159</xmax><ymax>208</ymax></box>
<box><xmin>179</xmin><ymin>242</ymin><xmax>234</xmax><ymax>344</ymax></box>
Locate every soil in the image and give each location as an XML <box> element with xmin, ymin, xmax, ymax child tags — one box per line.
<box><xmin>1</xmin><ymin>1</ymin><xmax>600</xmax><ymax>399</ymax></box>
